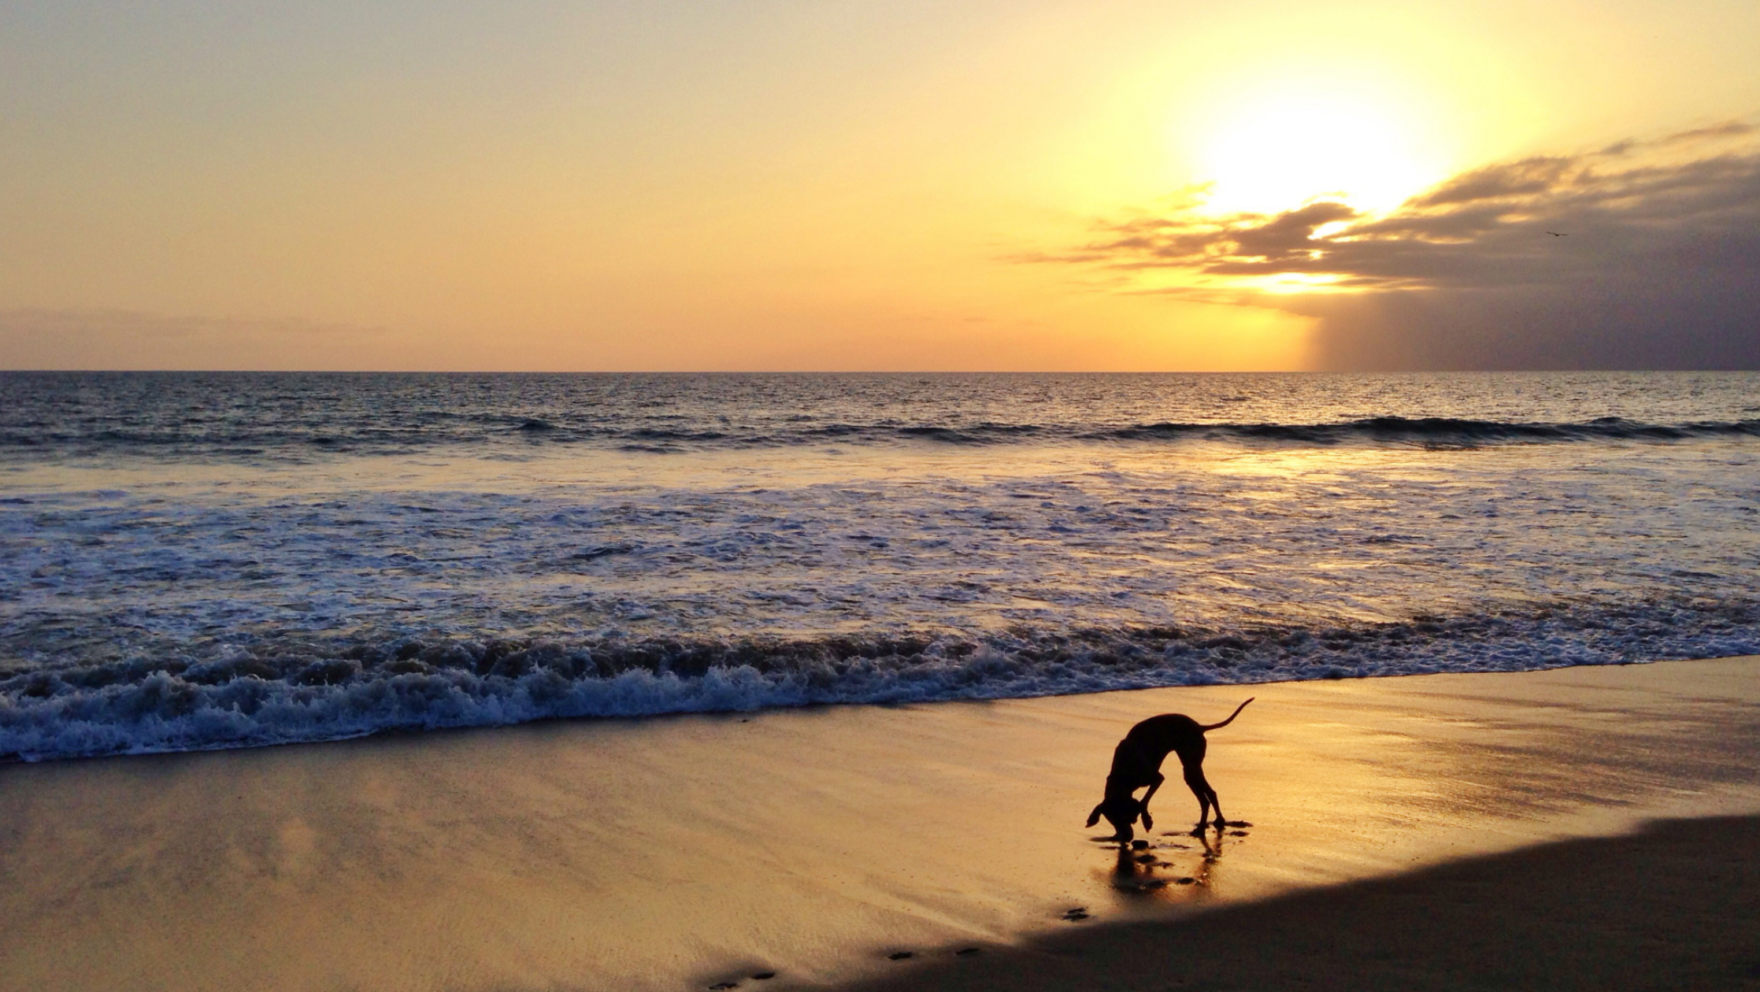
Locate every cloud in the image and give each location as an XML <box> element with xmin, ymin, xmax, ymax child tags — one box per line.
<box><xmin>1037</xmin><ymin>121</ymin><xmax>1760</xmax><ymax>369</ymax></box>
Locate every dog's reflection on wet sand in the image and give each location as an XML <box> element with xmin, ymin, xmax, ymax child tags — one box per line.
<box><xmin>1104</xmin><ymin>823</ymin><xmax>1241</xmax><ymax>896</ymax></box>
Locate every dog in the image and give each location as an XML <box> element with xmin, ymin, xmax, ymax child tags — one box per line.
<box><xmin>1086</xmin><ymin>698</ymin><xmax>1254</xmax><ymax>842</ymax></box>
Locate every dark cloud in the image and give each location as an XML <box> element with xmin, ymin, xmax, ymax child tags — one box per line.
<box><xmin>1408</xmin><ymin>156</ymin><xmax>1578</xmax><ymax>207</ymax></box>
<box><xmin>1038</xmin><ymin>122</ymin><xmax>1760</xmax><ymax>370</ymax></box>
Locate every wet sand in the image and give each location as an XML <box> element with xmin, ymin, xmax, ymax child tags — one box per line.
<box><xmin>2</xmin><ymin>656</ymin><xmax>1758</xmax><ymax>992</ymax></box>
<box><xmin>838</xmin><ymin>814</ymin><xmax>1760</xmax><ymax>992</ymax></box>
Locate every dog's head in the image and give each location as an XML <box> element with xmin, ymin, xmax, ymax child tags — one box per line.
<box><xmin>1085</xmin><ymin>795</ymin><xmax>1148</xmax><ymax>841</ymax></box>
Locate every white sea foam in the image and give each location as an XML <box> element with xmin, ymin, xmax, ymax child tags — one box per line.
<box><xmin>3</xmin><ymin>604</ymin><xmax>1756</xmax><ymax>760</ymax></box>
<box><xmin>3</xmin><ymin>372</ymin><xmax>1758</xmax><ymax>760</ymax></box>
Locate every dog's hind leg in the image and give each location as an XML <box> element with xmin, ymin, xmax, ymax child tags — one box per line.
<box><xmin>1205</xmin><ymin>780</ymin><xmax>1226</xmax><ymax>828</ymax></box>
<box><xmin>1189</xmin><ymin>766</ymin><xmax>1227</xmax><ymax>828</ymax></box>
<box><xmin>1182</xmin><ymin>763</ymin><xmax>1213</xmax><ymax>835</ymax></box>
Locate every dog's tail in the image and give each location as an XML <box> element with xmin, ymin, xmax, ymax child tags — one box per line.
<box><xmin>1200</xmin><ymin>697</ymin><xmax>1255</xmax><ymax>732</ymax></box>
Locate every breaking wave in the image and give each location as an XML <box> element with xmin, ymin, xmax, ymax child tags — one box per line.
<box><xmin>5</xmin><ymin>372</ymin><xmax>1758</xmax><ymax>761</ymax></box>
<box><xmin>5</xmin><ymin>415</ymin><xmax>1759</xmax><ymax>459</ymax></box>
<box><xmin>1092</xmin><ymin>416</ymin><xmax>1760</xmax><ymax>446</ymax></box>
<box><xmin>5</xmin><ymin>370</ymin><xmax>1760</xmax><ymax>462</ymax></box>
<box><xmin>4</xmin><ymin>599</ymin><xmax>1757</xmax><ymax>762</ymax></box>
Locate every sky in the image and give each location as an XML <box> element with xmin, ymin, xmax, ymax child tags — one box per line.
<box><xmin>1</xmin><ymin>0</ymin><xmax>1756</xmax><ymax>371</ymax></box>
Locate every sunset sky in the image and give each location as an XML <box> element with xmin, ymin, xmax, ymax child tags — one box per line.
<box><xmin>2</xmin><ymin>0</ymin><xmax>1756</xmax><ymax>371</ymax></box>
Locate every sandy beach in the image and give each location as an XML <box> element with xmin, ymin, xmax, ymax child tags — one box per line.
<box><xmin>841</xmin><ymin>814</ymin><xmax>1760</xmax><ymax>992</ymax></box>
<box><xmin>9</xmin><ymin>1</ymin><xmax>1760</xmax><ymax>985</ymax></box>
<box><xmin>3</xmin><ymin>656</ymin><xmax>1758</xmax><ymax>992</ymax></box>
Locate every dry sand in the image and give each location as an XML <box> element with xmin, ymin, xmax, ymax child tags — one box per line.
<box><xmin>2</xmin><ymin>657</ymin><xmax>1757</xmax><ymax>992</ymax></box>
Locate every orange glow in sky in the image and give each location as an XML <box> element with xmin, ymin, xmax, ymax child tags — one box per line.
<box><xmin>0</xmin><ymin>0</ymin><xmax>1756</xmax><ymax>370</ymax></box>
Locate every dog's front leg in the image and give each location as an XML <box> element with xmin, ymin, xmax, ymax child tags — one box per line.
<box><xmin>1139</xmin><ymin>773</ymin><xmax>1165</xmax><ymax>815</ymax></box>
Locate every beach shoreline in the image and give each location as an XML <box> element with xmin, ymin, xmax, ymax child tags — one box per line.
<box><xmin>3</xmin><ymin>656</ymin><xmax>1757</xmax><ymax>992</ymax></box>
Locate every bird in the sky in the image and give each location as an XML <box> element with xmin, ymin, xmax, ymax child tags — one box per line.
<box><xmin>1545</xmin><ymin>231</ymin><xmax>1568</xmax><ymax>236</ymax></box>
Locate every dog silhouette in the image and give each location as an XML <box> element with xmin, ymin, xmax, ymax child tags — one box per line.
<box><xmin>1086</xmin><ymin>698</ymin><xmax>1254</xmax><ymax>841</ymax></box>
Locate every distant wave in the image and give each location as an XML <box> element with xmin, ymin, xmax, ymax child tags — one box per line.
<box><xmin>1092</xmin><ymin>416</ymin><xmax>1760</xmax><ymax>445</ymax></box>
<box><xmin>3</xmin><ymin>416</ymin><xmax>1757</xmax><ymax>460</ymax></box>
<box><xmin>4</xmin><ymin>599</ymin><xmax>1755</xmax><ymax>761</ymax></box>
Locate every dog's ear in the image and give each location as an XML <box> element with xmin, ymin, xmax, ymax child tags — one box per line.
<box><xmin>1086</xmin><ymin>803</ymin><xmax>1103</xmax><ymax>827</ymax></box>
<box><xmin>1140</xmin><ymin>809</ymin><xmax>1154</xmax><ymax>831</ymax></box>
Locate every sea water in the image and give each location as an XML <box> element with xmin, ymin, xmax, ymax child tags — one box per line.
<box><xmin>2</xmin><ymin>371</ymin><xmax>1756</xmax><ymax>760</ymax></box>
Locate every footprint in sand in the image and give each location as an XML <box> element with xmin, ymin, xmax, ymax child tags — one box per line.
<box><xmin>956</xmin><ymin>947</ymin><xmax>982</xmax><ymax>957</ymax></box>
<box><xmin>709</xmin><ymin>984</ymin><xmax>739</xmax><ymax>990</ymax></box>
<box><xmin>1061</xmin><ymin>907</ymin><xmax>1090</xmax><ymax>921</ymax></box>
<box><xmin>888</xmin><ymin>951</ymin><xmax>914</xmax><ymax>961</ymax></box>
<box><xmin>751</xmin><ymin>973</ymin><xmax>776</xmax><ymax>981</ymax></box>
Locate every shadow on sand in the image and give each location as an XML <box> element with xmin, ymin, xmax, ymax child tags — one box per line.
<box><xmin>828</xmin><ymin>815</ymin><xmax>1760</xmax><ymax>992</ymax></box>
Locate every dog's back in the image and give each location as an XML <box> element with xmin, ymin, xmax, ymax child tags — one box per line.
<box><xmin>1108</xmin><ymin>713</ymin><xmax>1203</xmax><ymax>788</ymax></box>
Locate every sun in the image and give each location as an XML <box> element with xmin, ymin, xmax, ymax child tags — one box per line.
<box><xmin>1192</xmin><ymin>94</ymin><xmax>1439</xmax><ymax>216</ymax></box>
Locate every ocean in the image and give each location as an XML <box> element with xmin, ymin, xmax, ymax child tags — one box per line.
<box><xmin>3</xmin><ymin>371</ymin><xmax>1757</xmax><ymax>761</ymax></box>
